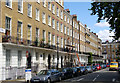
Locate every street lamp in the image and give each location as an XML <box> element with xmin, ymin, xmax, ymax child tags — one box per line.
<box><xmin>56</xmin><ymin>42</ymin><xmax>59</xmax><ymax>70</ymax></box>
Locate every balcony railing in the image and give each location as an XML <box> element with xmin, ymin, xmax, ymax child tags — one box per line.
<box><xmin>85</xmin><ymin>33</ymin><xmax>90</xmax><ymax>36</ymax></box>
<box><xmin>86</xmin><ymin>40</ymin><xmax>90</xmax><ymax>44</ymax></box>
<box><xmin>2</xmin><ymin>35</ymin><xmax>75</xmax><ymax>53</ymax></box>
<box><xmin>2</xmin><ymin>35</ymin><xmax>84</xmax><ymax>55</ymax></box>
<box><xmin>98</xmin><ymin>47</ymin><xmax>101</xmax><ymax>49</ymax></box>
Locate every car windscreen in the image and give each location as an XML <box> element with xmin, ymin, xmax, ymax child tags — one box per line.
<box><xmin>86</xmin><ymin>66</ymin><xmax>90</xmax><ymax>68</ymax></box>
<box><xmin>110</xmin><ymin>63</ymin><xmax>118</xmax><ymax>65</ymax></box>
<box><xmin>119</xmin><ymin>64</ymin><xmax>120</xmax><ymax>67</ymax></box>
<box><xmin>95</xmin><ymin>65</ymin><xmax>99</xmax><ymax>67</ymax></box>
<box><xmin>80</xmin><ymin>67</ymin><xmax>84</xmax><ymax>69</ymax></box>
<box><xmin>37</xmin><ymin>70</ymin><xmax>50</xmax><ymax>76</ymax></box>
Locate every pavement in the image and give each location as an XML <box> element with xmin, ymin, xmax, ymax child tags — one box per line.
<box><xmin>1</xmin><ymin>68</ymin><xmax>120</xmax><ymax>83</ymax></box>
<box><xmin>1</xmin><ymin>79</ymin><xmax>26</xmax><ymax>83</ymax></box>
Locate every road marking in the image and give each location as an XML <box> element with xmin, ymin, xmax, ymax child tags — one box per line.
<box><xmin>97</xmin><ymin>75</ymin><xmax>99</xmax><ymax>77</ymax></box>
<box><xmin>93</xmin><ymin>77</ymin><xmax>97</xmax><ymax>82</ymax></box>
<box><xmin>112</xmin><ymin>78</ymin><xmax>116</xmax><ymax>82</ymax></box>
<box><xmin>93</xmin><ymin>74</ymin><xmax>99</xmax><ymax>82</ymax></box>
<box><xmin>116</xmin><ymin>80</ymin><xmax>119</xmax><ymax>83</ymax></box>
<box><xmin>77</xmin><ymin>78</ymin><xmax>84</xmax><ymax>81</ymax></box>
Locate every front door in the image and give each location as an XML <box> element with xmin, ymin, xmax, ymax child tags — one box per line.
<box><xmin>48</xmin><ymin>54</ymin><xmax>51</xmax><ymax>69</ymax></box>
<box><xmin>61</xmin><ymin>56</ymin><xmax>63</xmax><ymax>68</ymax></box>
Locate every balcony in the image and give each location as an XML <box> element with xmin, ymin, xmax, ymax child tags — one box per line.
<box><xmin>2</xmin><ymin>35</ymin><xmax>73</xmax><ymax>53</ymax></box>
<box><xmin>98</xmin><ymin>41</ymin><xmax>101</xmax><ymax>44</ymax></box>
<box><xmin>2</xmin><ymin>35</ymin><xmax>28</xmax><ymax>45</ymax></box>
<box><xmin>98</xmin><ymin>47</ymin><xmax>101</xmax><ymax>49</ymax></box>
<box><xmin>85</xmin><ymin>33</ymin><xmax>90</xmax><ymax>36</ymax></box>
<box><xmin>86</xmin><ymin>40</ymin><xmax>90</xmax><ymax>44</ymax></box>
<box><xmin>102</xmin><ymin>51</ymin><xmax>107</xmax><ymax>54</ymax></box>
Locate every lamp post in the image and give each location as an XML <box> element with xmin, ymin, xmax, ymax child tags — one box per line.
<box><xmin>56</xmin><ymin>42</ymin><xmax>59</xmax><ymax>70</ymax></box>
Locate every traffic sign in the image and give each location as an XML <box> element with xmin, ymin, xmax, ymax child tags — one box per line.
<box><xmin>0</xmin><ymin>28</ymin><xmax>5</xmax><ymax>33</ymax></box>
<box><xmin>25</xmin><ymin>69</ymin><xmax>32</xmax><ymax>82</ymax></box>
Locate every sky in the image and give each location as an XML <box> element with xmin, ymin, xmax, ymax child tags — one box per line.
<box><xmin>64</xmin><ymin>2</ymin><xmax>114</xmax><ymax>42</ymax></box>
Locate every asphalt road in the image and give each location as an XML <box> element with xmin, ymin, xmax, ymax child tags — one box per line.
<box><xmin>59</xmin><ymin>68</ymin><xmax>120</xmax><ymax>83</ymax></box>
<box><xmin>1</xmin><ymin>68</ymin><xmax>120</xmax><ymax>83</ymax></box>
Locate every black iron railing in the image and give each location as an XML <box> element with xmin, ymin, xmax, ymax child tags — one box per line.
<box><xmin>2</xmin><ymin>35</ymin><xmax>82</xmax><ymax>55</ymax></box>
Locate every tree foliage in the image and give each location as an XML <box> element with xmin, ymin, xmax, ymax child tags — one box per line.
<box><xmin>88</xmin><ymin>52</ymin><xmax>93</xmax><ymax>65</ymax></box>
<box><xmin>116</xmin><ymin>45</ymin><xmax>120</xmax><ymax>56</ymax></box>
<box><xmin>89</xmin><ymin>2</ymin><xmax>120</xmax><ymax>40</ymax></box>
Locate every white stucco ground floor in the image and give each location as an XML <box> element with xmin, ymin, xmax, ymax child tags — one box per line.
<box><xmin>92</xmin><ymin>55</ymin><xmax>104</xmax><ymax>63</ymax></box>
<box><xmin>0</xmin><ymin>43</ymin><xmax>89</xmax><ymax>81</ymax></box>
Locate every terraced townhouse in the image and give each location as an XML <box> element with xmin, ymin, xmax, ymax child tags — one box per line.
<box><xmin>102</xmin><ymin>41</ymin><xmax>120</xmax><ymax>63</ymax></box>
<box><xmin>0</xmin><ymin>0</ymin><xmax>102</xmax><ymax>81</ymax></box>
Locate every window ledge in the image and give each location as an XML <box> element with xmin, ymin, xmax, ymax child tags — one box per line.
<box><xmin>18</xmin><ymin>11</ymin><xmax>23</xmax><ymax>15</ymax></box>
<box><xmin>52</xmin><ymin>12</ymin><xmax>55</xmax><ymax>15</ymax></box>
<box><xmin>36</xmin><ymin>19</ymin><xmax>40</xmax><ymax>22</ymax></box>
<box><xmin>48</xmin><ymin>24</ymin><xmax>51</xmax><ymax>27</ymax></box>
<box><xmin>48</xmin><ymin>9</ymin><xmax>51</xmax><ymax>11</ymax></box>
<box><xmin>52</xmin><ymin>28</ymin><xmax>55</xmax><ymax>30</ymax></box>
<box><xmin>42</xmin><ymin>22</ymin><xmax>46</xmax><ymax>25</ymax></box>
<box><xmin>37</xmin><ymin>2</ymin><xmax>40</xmax><ymax>4</ymax></box>
<box><xmin>5</xmin><ymin>5</ymin><xmax>13</xmax><ymax>10</ymax></box>
<box><xmin>28</xmin><ymin>16</ymin><xmax>32</xmax><ymax>19</ymax></box>
<box><xmin>43</xmin><ymin>5</ymin><xmax>46</xmax><ymax>8</ymax></box>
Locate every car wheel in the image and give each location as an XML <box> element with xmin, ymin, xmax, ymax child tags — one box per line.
<box><xmin>72</xmin><ymin>74</ymin><xmax>74</xmax><ymax>78</ymax></box>
<box><xmin>47</xmin><ymin>78</ymin><xmax>51</xmax><ymax>83</ymax></box>
<box><xmin>26</xmin><ymin>80</ymin><xmax>29</xmax><ymax>83</ymax></box>
<box><xmin>59</xmin><ymin>76</ymin><xmax>62</xmax><ymax>81</ymax></box>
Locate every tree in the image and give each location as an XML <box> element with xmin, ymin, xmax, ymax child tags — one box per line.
<box><xmin>89</xmin><ymin>2</ymin><xmax>120</xmax><ymax>40</ymax></box>
<box><xmin>116</xmin><ymin>45</ymin><xmax>120</xmax><ymax>61</ymax></box>
<box><xmin>88</xmin><ymin>52</ymin><xmax>93</xmax><ymax>65</ymax></box>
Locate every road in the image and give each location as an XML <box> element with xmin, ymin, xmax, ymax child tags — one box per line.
<box><xmin>1</xmin><ymin>68</ymin><xmax>120</xmax><ymax>83</ymax></box>
<box><xmin>59</xmin><ymin>68</ymin><xmax>120</xmax><ymax>83</ymax></box>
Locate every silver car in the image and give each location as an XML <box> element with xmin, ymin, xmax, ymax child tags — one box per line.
<box><xmin>30</xmin><ymin>69</ymin><xmax>62</xmax><ymax>83</ymax></box>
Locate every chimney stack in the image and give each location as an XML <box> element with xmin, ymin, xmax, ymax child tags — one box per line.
<box><xmin>65</xmin><ymin>9</ymin><xmax>70</xmax><ymax>14</ymax></box>
<box><xmin>85</xmin><ymin>24</ymin><xmax>87</xmax><ymax>28</ymax></box>
<box><xmin>73</xmin><ymin>14</ymin><xmax>77</xmax><ymax>21</ymax></box>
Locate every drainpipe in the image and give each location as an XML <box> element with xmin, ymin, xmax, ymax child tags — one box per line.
<box><xmin>56</xmin><ymin>42</ymin><xmax>59</xmax><ymax>70</ymax></box>
<box><xmin>71</xmin><ymin>16</ymin><xmax>74</xmax><ymax>67</ymax></box>
<box><xmin>78</xmin><ymin>21</ymin><xmax>80</xmax><ymax>53</ymax></box>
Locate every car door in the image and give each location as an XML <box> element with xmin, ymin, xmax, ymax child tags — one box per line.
<box><xmin>54</xmin><ymin>70</ymin><xmax>60</xmax><ymax>81</ymax></box>
<box><xmin>50</xmin><ymin>72</ymin><xmax>55</xmax><ymax>82</ymax></box>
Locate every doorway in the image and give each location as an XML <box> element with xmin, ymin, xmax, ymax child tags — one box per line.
<box><xmin>48</xmin><ymin>54</ymin><xmax>51</xmax><ymax>69</ymax></box>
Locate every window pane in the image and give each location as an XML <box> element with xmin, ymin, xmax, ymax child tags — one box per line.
<box><xmin>18</xmin><ymin>0</ymin><xmax>23</xmax><ymax>12</ymax></box>
<box><xmin>27</xmin><ymin>25</ymin><xmax>32</xmax><ymax>40</ymax></box>
<box><xmin>28</xmin><ymin>4</ymin><xmax>32</xmax><ymax>17</ymax></box>
<box><xmin>6</xmin><ymin>49</ymin><xmax>11</xmax><ymax>67</ymax></box>
<box><xmin>36</xmin><ymin>52</ymin><xmax>39</xmax><ymax>60</ymax></box>
<box><xmin>5</xmin><ymin>16</ymin><xmax>11</xmax><ymax>36</ymax></box>
<box><xmin>36</xmin><ymin>28</ymin><xmax>39</xmax><ymax>39</ymax></box>
<box><xmin>18</xmin><ymin>50</ymin><xmax>22</xmax><ymax>67</ymax></box>
<box><xmin>17</xmin><ymin>21</ymin><xmax>22</xmax><ymax>39</ymax></box>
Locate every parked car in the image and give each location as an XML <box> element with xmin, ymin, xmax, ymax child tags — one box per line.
<box><xmin>96</xmin><ymin>64</ymin><xmax>101</xmax><ymax>70</ymax></box>
<box><xmin>106</xmin><ymin>63</ymin><xmax>110</xmax><ymax>67</ymax></box>
<box><xmin>30</xmin><ymin>69</ymin><xmax>62</xmax><ymax>83</ymax></box>
<box><xmin>103</xmin><ymin>64</ymin><xmax>107</xmax><ymax>68</ymax></box>
<box><xmin>92</xmin><ymin>66</ymin><xmax>97</xmax><ymax>71</ymax></box>
<box><xmin>100</xmin><ymin>64</ymin><xmax>106</xmax><ymax>69</ymax></box>
<box><xmin>71</xmin><ymin>67</ymin><xmax>82</xmax><ymax>76</ymax></box>
<box><xmin>58</xmin><ymin>68</ymin><xmax>73</xmax><ymax>79</ymax></box>
<box><xmin>118</xmin><ymin>62</ymin><xmax>120</xmax><ymax>73</ymax></box>
<box><xmin>109</xmin><ymin>62</ymin><xmax>118</xmax><ymax>71</ymax></box>
<box><xmin>86</xmin><ymin>66</ymin><xmax>93</xmax><ymax>73</ymax></box>
<box><xmin>79</xmin><ymin>66</ymin><xmax>88</xmax><ymax>75</ymax></box>
<box><xmin>100</xmin><ymin>64</ymin><xmax>104</xmax><ymax>69</ymax></box>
